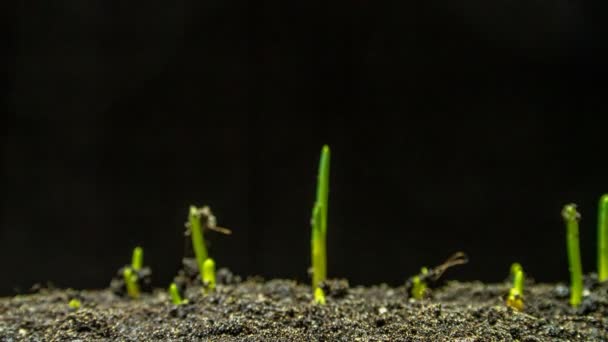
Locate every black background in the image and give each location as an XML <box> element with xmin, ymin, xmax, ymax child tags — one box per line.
<box><xmin>4</xmin><ymin>1</ymin><xmax>608</xmax><ymax>295</ymax></box>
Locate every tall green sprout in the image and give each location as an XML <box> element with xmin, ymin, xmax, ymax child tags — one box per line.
<box><xmin>188</xmin><ymin>206</ymin><xmax>209</xmax><ymax>285</ymax></box>
<box><xmin>598</xmin><ymin>194</ymin><xmax>608</xmax><ymax>282</ymax></box>
<box><xmin>562</xmin><ymin>204</ymin><xmax>583</xmax><ymax>307</ymax></box>
<box><xmin>311</xmin><ymin>145</ymin><xmax>330</xmax><ymax>300</ymax></box>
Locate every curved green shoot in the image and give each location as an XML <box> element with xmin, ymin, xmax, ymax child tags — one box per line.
<box><xmin>131</xmin><ymin>246</ymin><xmax>143</xmax><ymax>271</ymax></box>
<box><xmin>189</xmin><ymin>206</ymin><xmax>209</xmax><ymax>284</ymax></box>
<box><xmin>598</xmin><ymin>194</ymin><xmax>608</xmax><ymax>282</ymax></box>
<box><xmin>202</xmin><ymin>258</ymin><xmax>216</xmax><ymax>291</ymax></box>
<box><xmin>562</xmin><ymin>203</ymin><xmax>583</xmax><ymax>307</ymax></box>
<box><xmin>314</xmin><ymin>287</ymin><xmax>326</xmax><ymax>305</ymax></box>
<box><xmin>168</xmin><ymin>283</ymin><xmax>187</xmax><ymax>305</ymax></box>
<box><xmin>311</xmin><ymin>145</ymin><xmax>330</xmax><ymax>291</ymax></box>
<box><xmin>506</xmin><ymin>263</ymin><xmax>524</xmax><ymax>311</ymax></box>
<box><xmin>123</xmin><ymin>267</ymin><xmax>140</xmax><ymax>299</ymax></box>
<box><xmin>68</xmin><ymin>298</ymin><xmax>81</xmax><ymax>310</ymax></box>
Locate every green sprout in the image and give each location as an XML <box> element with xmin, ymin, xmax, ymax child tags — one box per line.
<box><xmin>411</xmin><ymin>267</ymin><xmax>429</xmax><ymax>300</ymax></box>
<box><xmin>562</xmin><ymin>203</ymin><xmax>583</xmax><ymax>307</ymax></box>
<box><xmin>186</xmin><ymin>206</ymin><xmax>230</xmax><ymax>289</ymax></box>
<box><xmin>189</xmin><ymin>206</ymin><xmax>209</xmax><ymax>285</ymax></box>
<box><xmin>598</xmin><ymin>194</ymin><xmax>608</xmax><ymax>282</ymax></box>
<box><xmin>506</xmin><ymin>263</ymin><xmax>524</xmax><ymax>311</ymax></box>
<box><xmin>123</xmin><ymin>267</ymin><xmax>140</xmax><ymax>299</ymax></box>
<box><xmin>510</xmin><ymin>262</ymin><xmax>522</xmax><ymax>279</ymax></box>
<box><xmin>68</xmin><ymin>298</ymin><xmax>81</xmax><ymax>310</ymax></box>
<box><xmin>132</xmin><ymin>246</ymin><xmax>143</xmax><ymax>271</ymax></box>
<box><xmin>406</xmin><ymin>253</ymin><xmax>468</xmax><ymax>300</ymax></box>
<box><xmin>314</xmin><ymin>287</ymin><xmax>326</xmax><ymax>305</ymax></box>
<box><xmin>120</xmin><ymin>246</ymin><xmax>144</xmax><ymax>299</ymax></box>
<box><xmin>202</xmin><ymin>258</ymin><xmax>216</xmax><ymax>291</ymax></box>
<box><xmin>168</xmin><ymin>283</ymin><xmax>187</xmax><ymax>305</ymax></box>
<box><xmin>311</xmin><ymin>145</ymin><xmax>330</xmax><ymax>296</ymax></box>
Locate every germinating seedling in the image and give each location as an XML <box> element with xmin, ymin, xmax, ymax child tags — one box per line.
<box><xmin>132</xmin><ymin>246</ymin><xmax>143</xmax><ymax>271</ymax></box>
<box><xmin>123</xmin><ymin>268</ymin><xmax>140</xmax><ymax>299</ymax></box>
<box><xmin>562</xmin><ymin>204</ymin><xmax>583</xmax><ymax>307</ymax></box>
<box><xmin>411</xmin><ymin>268</ymin><xmax>429</xmax><ymax>300</ymax></box>
<box><xmin>203</xmin><ymin>258</ymin><xmax>216</xmax><ymax>291</ymax></box>
<box><xmin>168</xmin><ymin>283</ymin><xmax>187</xmax><ymax>305</ymax></box>
<box><xmin>598</xmin><ymin>194</ymin><xmax>608</xmax><ymax>282</ymax></box>
<box><xmin>311</xmin><ymin>145</ymin><xmax>330</xmax><ymax>303</ymax></box>
<box><xmin>406</xmin><ymin>252</ymin><xmax>468</xmax><ymax>300</ymax></box>
<box><xmin>187</xmin><ymin>205</ymin><xmax>230</xmax><ymax>287</ymax></box>
<box><xmin>506</xmin><ymin>263</ymin><xmax>524</xmax><ymax>311</ymax></box>
<box><xmin>188</xmin><ymin>205</ymin><xmax>210</xmax><ymax>283</ymax></box>
<box><xmin>122</xmin><ymin>246</ymin><xmax>144</xmax><ymax>299</ymax></box>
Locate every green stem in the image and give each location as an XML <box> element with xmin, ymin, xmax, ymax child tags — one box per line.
<box><xmin>312</xmin><ymin>215</ymin><xmax>326</xmax><ymax>290</ymax></box>
<box><xmin>316</xmin><ymin>145</ymin><xmax>330</xmax><ymax>237</ymax></box>
<box><xmin>598</xmin><ymin>195</ymin><xmax>608</xmax><ymax>282</ymax></box>
<box><xmin>562</xmin><ymin>204</ymin><xmax>583</xmax><ymax>307</ymax></box>
<box><xmin>131</xmin><ymin>246</ymin><xmax>143</xmax><ymax>271</ymax></box>
<box><xmin>168</xmin><ymin>283</ymin><xmax>185</xmax><ymax>305</ymax></box>
<box><xmin>203</xmin><ymin>258</ymin><xmax>216</xmax><ymax>291</ymax></box>
<box><xmin>314</xmin><ymin>287</ymin><xmax>326</xmax><ymax>305</ymax></box>
<box><xmin>510</xmin><ymin>262</ymin><xmax>522</xmax><ymax>279</ymax></box>
<box><xmin>311</xmin><ymin>145</ymin><xmax>330</xmax><ymax>290</ymax></box>
<box><xmin>189</xmin><ymin>206</ymin><xmax>209</xmax><ymax>284</ymax></box>
<box><xmin>513</xmin><ymin>268</ymin><xmax>524</xmax><ymax>295</ymax></box>
<box><xmin>123</xmin><ymin>267</ymin><xmax>140</xmax><ymax>299</ymax></box>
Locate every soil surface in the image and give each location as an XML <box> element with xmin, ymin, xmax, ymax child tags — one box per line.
<box><xmin>1</xmin><ymin>271</ymin><xmax>607</xmax><ymax>341</ymax></box>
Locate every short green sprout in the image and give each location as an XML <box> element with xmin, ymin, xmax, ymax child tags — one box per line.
<box><xmin>202</xmin><ymin>258</ymin><xmax>216</xmax><ymax>291</ymax></box>
<box><xmin>562</xmin><ymin>203</ymin><xmax>583</xmax><ymax>307</ymax></box>
<box><xmin>168</xmin><ymin>283</ymin><xmax>187</xmax><ymax>305</ymax></box>
<box><xmin>123</xmin><ymin>267</ymin><xmax>140</xmax><ymax>299</ymax></box>
<box><xmin>411</xmin><ymin>267</ymin><xmax>429</xmax><ymax>300</ymax></box>
<box><xmin>506</xmin><ymin>263</ymin><xmax>524</xmax><ymax>311</ymax></box>
<box><xmin>68</xmin><ymin>298</ymin><xmax>81</xmax><ymax>310</ymax></box>
<box><xmin>598</xmin><ymin>194</ymin><xmax>608</xmax><ymax>282</ymax></box>
<box><xmin>314</xmin><ymin>287</ymin><xmax>326</xmax><ymax>305</ymax></box>
<box><xmin>121</xmin><ymin>246</ymin><xmax>144</xmax><ymax>299</ymax></box>
<box><xmin>311</xmin><ymin>145</ymin><xmax>330</xmax><ymax>292</ymax></box>
<box><xmin>189</xmin><ymin>206</ymin><xmax>209</xmax><ymax>284</ymax></box>
<box><xmin>131</xmin><ymin>246</ymin><xmax>143</xmax><ymax>271</ymax></box>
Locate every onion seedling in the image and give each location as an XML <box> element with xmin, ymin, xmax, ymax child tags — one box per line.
<box><xmin>168</xmin><ymin>283</ymin><xmax>187</xmax><ymax>305</ymax></box>
<box><xmin>188</xmin><ymin>206</ymin><xmax>210</xmax><ymax>283</ymax></box>
<box><xmin>132</xmin><ymin>246</ymin><xmax>143</xmax><ymax>271</ymax></box>
<box><xmin>405</xmin><ymin>252</ymin><xmax>468</xmax><ymax>300</ymax></box>
<box><xmin>123</xmin><ymin>268</ymin><xmax>140</xmax><ymax>299</ymax></box>
<box><xmin>187</xmin><ymin>205</ymin><xmax>230</xmax><ymax>287</ymax></box>
<box><xmin>562</xmin><ymin>204</ymin><xmax>583</xmax><ymax>307</ymax></box>
<box><xmin>202</xmin><ymin>258</ymin><xmax>216</xmax><ymax>291</ymax></box>
<box><xmin>311</xmin><ymin>145</ymin><xmax>330</xmax><ymax>303</ymax></box>
<box><xmin>121</xmin><ymin>246</ymin><xmax>145</xmax><ymax>299</ymax></box>
<box><xmin>506</xmin><ymin>263</ymin><xmax>524</xmax><ymax>311</ymax></box>
<box><xmin>411</xmin><ymin>268</ymin><xmax>429</xmax><ymax>300</ymax></box>
<box><xmin>598</xmin><ymin>194</ymin><xmax>608</xmax><ymax>282</ymax></box>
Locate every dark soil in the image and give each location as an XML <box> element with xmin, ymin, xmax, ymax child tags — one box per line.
<box><xmin>1</xmin><ymin>272</ymin><xmax>608</xmax><ymax>341</ymax></box>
